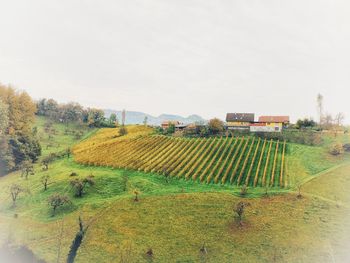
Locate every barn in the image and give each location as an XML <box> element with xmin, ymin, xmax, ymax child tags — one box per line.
<box><xmin>226</xmin><ymin>113</ymin><xmax>255</xmax><ymax>130</ymax></box>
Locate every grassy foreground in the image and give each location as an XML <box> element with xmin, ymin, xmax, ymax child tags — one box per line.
<box><xmin>0</xmin><ymin>119</ymin><xmax>350</xmax><ymax>262</ymax></box>
<box><xmin>0</xmin><ymin>159</ymin><xmax>350</xmax><ymax>262</ymax></box>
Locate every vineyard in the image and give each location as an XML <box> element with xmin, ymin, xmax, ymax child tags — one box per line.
<box><xmin>73</xmin><ymin>126</ymin><xmax>287</xmax><ymax>187</ymax></box>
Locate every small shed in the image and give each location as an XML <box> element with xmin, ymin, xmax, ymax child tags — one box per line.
<box><xmin>161</xmin><ymin>121</ymin><xmax>180</xmax><ymax>130</ymax></box>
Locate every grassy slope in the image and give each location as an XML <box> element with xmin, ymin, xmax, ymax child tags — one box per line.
<box><xmin>286</xmin><ymin>137</ymin><xmax>350</xmax><ymax>187</ymax></box>
<box><xmin>35</xmin><ymin>116</ymin><xmax>97</xmax><ymax>157</ymax></box>
<box><xmin>1</xmin><ymin>161</ymin><xmax>349</xmax><ymax>262</ymax></box>
<box><xmin>1</xmin><ymin>118</ymin><xmax>350</xmax><ymax>262</ymax></box>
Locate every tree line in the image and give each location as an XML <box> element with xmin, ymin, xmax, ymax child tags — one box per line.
<box><xmin>36</xmin><ymin>98</ymin><xmax>117</xmax><ymax>128</ymax></box>
<box><xmin>0</xmin><ymin>84</ymin><xmax>117</xmax><ymax>175</ymax></box>
<box><xmin>0</xmin><ymin>84</ymin><xmax>41</xmax><ymax>175</ymax></box>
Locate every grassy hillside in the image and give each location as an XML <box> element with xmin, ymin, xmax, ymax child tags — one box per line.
<box><xmin>1</xmin><ymin>118</ymin><xmax>350</xmax><ymax>262</ymax></box>
<box><xmin>1</xmin><ymin>159</ymin><xmax>350</xmax><ymax>262</ymax></box>
<box><xmin>73</xmin><ymin>128</ymin><xmax>288</xmax><ymax>188</ymax></box>
<box><xmin>35</xmin><ymin>116</ymin><xmax>97</xmax><ymax>157</ymax></box>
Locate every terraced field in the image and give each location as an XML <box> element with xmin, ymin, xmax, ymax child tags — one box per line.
<box><xmin>73</xmin><ymin>126</ymin><xmax>287</xmax><ymax>187</ymax></box>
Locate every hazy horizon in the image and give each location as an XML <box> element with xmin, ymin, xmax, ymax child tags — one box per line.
<box><xmin>1</xmin><ymin>0</ymin><xmax>349</xmax><ymax>123</ymax></box>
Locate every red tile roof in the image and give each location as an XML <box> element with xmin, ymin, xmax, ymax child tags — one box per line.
<box><xmin>161</xmin><ymin>121</ymin><xmax>180</xmax><ymax>125</ymax></box>
<box><xmin>258</xmin><ymin>116</ymin><xmax>290</xmax><ymax>123</ymax></box>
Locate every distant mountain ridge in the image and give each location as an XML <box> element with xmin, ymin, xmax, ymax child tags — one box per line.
<box><xmin>104</xmin><ymin>110</ymin><xmax>206</xmax><ymax>125</ymax></box>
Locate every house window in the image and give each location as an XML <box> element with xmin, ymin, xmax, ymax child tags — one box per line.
<box><xmin>275</xmin><ymin>126</ymin><xmax>279</xmax><ymax>131</ymax></box>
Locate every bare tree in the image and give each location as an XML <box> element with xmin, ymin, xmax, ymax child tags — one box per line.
<box><xmin>334</xmin><ymin>112</ymin><xmax>345</xmax><ymax>127</ymax></box>
<box><xmin>122</xmin><ymin>109</ymin><xmax>126</xmax><ymax>126</ymax></box>
<box><xmin>10</xmin><ymin>184</ymin><xmax>23</xmax><ymax>207</ymax></box>
<box><xmin>133</xmin><ymin>189</ymin><xmax>140</xmax><ymax>202</ymax></box>
<box><xmin>20</xmin><ymin>160</ymin><xmax>34</xmax><ymax>180</ymax></box>
<box><xmin>317</xmin><ymin>93</ymin><xmax>324</xmax><ymax>126</ymax></box>
<box><xmin>41</xmin><ymin>175</ymin><xmax>51</xmax><ymax>191</ymax></box>
<box><xmin>143</xmin><ymin>116</ymin><xmax>148</xmax><ymax>126</ymax></box>
<box><xmin>234</xmin><ymin>201</ymin><xmax>250</xmax><ymax>226</ymax></box>
<box><xmin>297</xmin><ymin>184</ymin><xmax>302</xmax><ymax>199</ymax></box>
<box><xmin>48</xmin><ymin>193</ymin><xmax>70</xmax><ymax>216</ymax></box>
<box><xmin>199</xmin><ymin>243</ymin><xmax>207</xmax><ymax>254</ymax></box>
<box><xmin>42</xmin><ymin>153</ymin><xmax>56</xmax><ymax>170</ymax></box>
<box><xmin>322</xmin><ymin>113</ymin><xmax>333</xmax><ymax>130</ymax></box>
<box><xmin>330</xmin><ymin>112</ymin><xmax>345</xmax><ymax>137</ymax></box>
<box><xmin>70</xmin><ymin>175</ymin><xmax>95</xmax><ymax>197</ymax></box>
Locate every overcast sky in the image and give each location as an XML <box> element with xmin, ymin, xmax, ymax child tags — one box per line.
<box><xmin>0</xmin><ymin>0</ymin><xmax>349</xmax><ymax>122</ymax></box>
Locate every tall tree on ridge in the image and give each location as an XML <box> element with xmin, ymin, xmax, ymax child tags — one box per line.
<box><xmin>333</xmin><ymin>112</ymin><xmax>345</xmax><ymax>137</ymax></box>
<box><xmin>122</xmin><ymin>109</ymin><xmax>126</xmax><ymax>126</ymax></box>
<box><xmin>316</xmin><ymin>93</ymin><xmax>324</xmax><ymax>126</ymax></box>
<box><xmin>143</xmin><ymin>116</ymin><xmax>148</xmax><ymax>126</ymax></box>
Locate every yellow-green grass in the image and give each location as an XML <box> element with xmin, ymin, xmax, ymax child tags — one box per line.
<box><xmin>35</xmin><ymin>116</ymin><xmax>97</xmax><ymax>158</ymax></box>
<box><xmin>1</xmin><ymin>160</ymin><xmax>350</xmax><ymax>262</ymax></box>
<box><xmin>285</xmin><ymin>141</ymin><xmax>350</xmax><ymax>188</ymax></box>
<box><xmin>303</xmin><ymin>163</ymin><xmax>350</xmax><ymax>205</ymax></box>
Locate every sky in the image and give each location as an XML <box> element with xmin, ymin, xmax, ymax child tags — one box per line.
<box><xmin>0</xmin><ymin>0</ymin><xmax>349</xmax><ymax>123</ymax></box>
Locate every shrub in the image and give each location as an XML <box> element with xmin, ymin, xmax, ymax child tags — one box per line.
<box><xmin>133</xmin><ymin>189</ymin><xmax>140</xmax><ymax>201</ymax></box>
<box><xmin>295</xmin><ymin>118</ymin><xmax>316</xmax><ymax>129</ymax></box>
<box><xmin>329</xmin><ymin>144</ymin><xmax>343</xmax><ymax>156</ymax></box>
<box><xmin>254</xmin><ymin>130</ymin><xmax>322</xmax><ymax>146</ymax></box>
<box><xmin>166</xmin><ymin>124</ymin><xmax>175</xmax><ymax>134</ymax></box>
<box><xmin>42</xmin><ymin>153</ymin><xmax>57</xmax><ymax>170</ymax></box>
<box><xmin>208</xmin><ymin>118</ymin><xmax>224</xmax><ymax>135</ymax></box>
<box><xmin>119</xmin><ymin>126</ymin><xmax>128</xmax><ymax>136</ymax></box>
<box><xmin>74</xmin><ymin>131</ymin><xmax>84</xmax><ymax>140</ymax></box>
<box><xmin>70</xmin><ymin>176</ymin><xmax>95</xmax><ymax>197</ymax></box>
<box><xmin>240</xmin><ymin>185</ymin><xmax>248</xmax><ymax>196</ymax></box>
<box><xmin>48</xmin><ymin>193</ymin><xmax>70</xmax><ymax>216</ymax></box>
<box><xmin>154</xmin><ymin>126</ymin><xmax>164</xmax><ymax>134</ymax></box>
<box><xmin>199</xmin><ymin>126</ymin><xmax>209</xmax><ymax>137</ymax></box>
<box><xmin>343</xmin><ymin>143</ymin><xmax>350</xmax><ymax>152</ymax></box>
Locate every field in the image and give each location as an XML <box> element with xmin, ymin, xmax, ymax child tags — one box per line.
<box><xmin>1</xmin><ymin>119</ymin><xmax>350</xmax><ymax>262</ymax></box>
<box><xmin>73</xmin><ymin>127</ymin><xmax>288</xmax><ymax>187</ymax></box>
